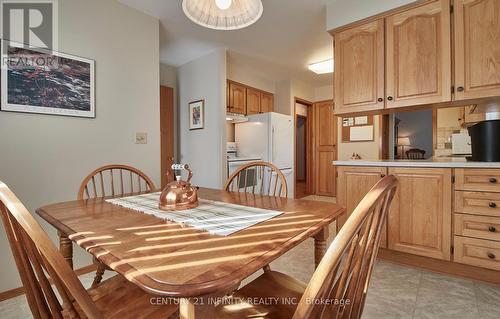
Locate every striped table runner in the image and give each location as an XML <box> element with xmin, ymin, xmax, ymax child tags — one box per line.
<box><xmin>106</xmin><ymin>192</ymin><xmax>283</xmax><ymax>236</ymax></box>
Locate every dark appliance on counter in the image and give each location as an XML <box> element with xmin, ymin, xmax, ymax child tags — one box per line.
<box><xmin>467</xmin><ymin>120</ymin><xmax>500</xmax><ymax>162</ymax></box>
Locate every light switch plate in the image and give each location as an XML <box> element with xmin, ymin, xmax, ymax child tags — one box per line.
<box><xmin>135</xmin><ymin>132</ymin><xmax>147</xmax><ymax>144</ymax></box>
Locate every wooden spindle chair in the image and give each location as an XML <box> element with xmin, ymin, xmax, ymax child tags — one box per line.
<box><xmin>0</xmin><ymin>181</ymin><xmax>177</xmax><ymax>319</ymax></box>
<box><xmin>405</xmin><ymin>148</ymin><xmax>426</xmax><ymax>160</ymax></box>
<box><xmin>78</xmin><ymin>164</ymin><xmax>156</xmax><ymax>287</ymax></box>
<box><xmin>224</xmin><ymin>161</ymin><xmax>288</xmax><ymax>198</ymax></box>
<box><xmin>213</xmin><ymin>175</ymin><xmax>398</xmax><ymax>319</ymax></box>
<box><xmin>77</xmin><ymin>164</ymin><xmax>156</xmax><ymax>200</ymax></box>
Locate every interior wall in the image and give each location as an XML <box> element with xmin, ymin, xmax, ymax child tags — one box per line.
<box><xmin>396</xmin><ymin>109</ymin><xmax>433</xmax><ymax>158</ymax></box>
<box><xmin>337</xmin><ymin>116</ymin><xmax>380</xmax><ymax>160</ymax></box>
<box><xmin>0</xmin><ymin>0</ymin><xmax>160</xmax><ymax>292</ymax></box>
<box><xmin>178</xmin><ymin>49</ymin><xmax>227</xmax><ymax>187</ymax></box>
<box><xmin>160</xmin><ymin>63</ymin><xmax>179</xmax><ymax>161</ymax></box>
<box><xmin>326</xmin><ymin>0</ymin><xmax>418</xmax><ymax>30</ymax></box>
<box><xmin>227</xmin><ymin>62</ymin><xmax>276</xmax><ymax>93</ymax></box>
<box><xmin>314</xmin><ymin>84</ymin><xmax>334</xmax><ymax>101</ymax></box>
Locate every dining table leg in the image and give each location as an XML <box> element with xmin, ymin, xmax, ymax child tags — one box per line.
<box><xmin>58</xmin><ymin>230</ymin><xmax>73</xmax><ymax>269</ymax></box>
<box><xmin>180</xmin><ymin>298</ymin><xmax>195</xmax><ymax>319</ymax></box>
<box><xmin>314</xmin><ymin>226</ymin><xmax>329</xmax><ymax>268</ymax></box>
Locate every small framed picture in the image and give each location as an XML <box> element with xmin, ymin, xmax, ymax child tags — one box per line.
<box><xmin>189</xmin><ymin>100</ymin><xmax>204</xmax><ymax>130</ymax></box>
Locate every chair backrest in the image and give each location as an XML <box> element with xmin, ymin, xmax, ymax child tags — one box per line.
<box><xmin>0</xmin><ymin>182</ymin><xmax>103</xmax><ymax>319</ymax></box>
<box><xmin>406</xmin><ymin>148</ymin><xmax>426</xmax><ymax>160</ymax></box>
<box><xmin>78</xmin><ymin>164</ymin><xmax>155</xmax><ymax>200</ymax></box>
<box><xmin>293</xmin><ymin>175</ymin><xmax>398</xmax><ymax>319</ymax></box>
<box><xmin>224</xmin><ymin>161</ymin><xmax>288</xmax><ymax>198</ymax></box>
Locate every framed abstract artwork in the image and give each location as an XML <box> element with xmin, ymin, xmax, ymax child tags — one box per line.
<box><xmin>189</xmin><ymin>99</ymin><xmax>204</xmax><ymax>130</ymax></box>
<box><xmin>1</xmin><ymin>41</ymin><xmax>95</xmax><ymax>118</ymax></box>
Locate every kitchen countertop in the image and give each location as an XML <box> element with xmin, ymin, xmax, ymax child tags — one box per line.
<box><xmin>333</xmin><ymin>157</ymin><xmax>500</xmax><ymax>168</ymax></box>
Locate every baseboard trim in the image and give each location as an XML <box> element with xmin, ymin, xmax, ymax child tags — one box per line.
<box><xmin>0</xmin><ymin>264</ymin><xmax>97</xmax><ymax>302</ymax></box>
<box><xmin>377</xmin><ymin>248</ymin><xmax>500</xmax><ymax>287</ymax></box>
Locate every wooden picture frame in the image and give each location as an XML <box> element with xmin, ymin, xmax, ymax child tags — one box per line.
<box><xmin>189</xmin><ymin>100</ymin><xmax>204</xmax><ymax>130</ymax></box>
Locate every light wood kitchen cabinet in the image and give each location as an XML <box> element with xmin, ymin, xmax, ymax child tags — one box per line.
<box><xmin>315</xmin><ymin>101</ymin><xmax>336</xmax><ymax>197</ymax></box>
<box><xmin>455</xmin><ymin>169</ymin><xmax>500</xmax><ymax>193</ymax></box>
<box><xmin>260</xmin><ymin>92</ymin><xmax>274</xmax><ymax>113</ymax></box>
<box><xmin>454</xmin><ymin>0</ymin><xmax>500</xmax><ymax>100</ymax></box>
<box><xmin>227</xmin><ymin>80</ymin><xmax>273</xmax><ymax>115</ymax></box>
<box><xmin>334</xmin><ymin>19</ymin><xmax>385</xmax><ymax>114</ymax></box>
<box><xmin>385</xmin><ymin>0</ymin><xmax>451</xmax><ymax>108</ymax></box>
<box><xmin>246</xmin><ymin>88</ymin><xmax>261</xmax><ymax>115</ymax></box>
<box><xmin>454</xmin><ymin>236</ymin><xmax>500</xmax><ymax>270</ymax></box>
<box><xmin>228</xmin><ymin>81</ymin><xmax>246</xmax><ymax>115</ymax></box>
<box><xmin>387</xmin><ymin>167</ymin><xmax>452</xmax><ymax>260</ymax></box>
<box><xmin>337</xmin><ymin>166</ymin><xmax>387</xmax><ymax>247</ymax></box>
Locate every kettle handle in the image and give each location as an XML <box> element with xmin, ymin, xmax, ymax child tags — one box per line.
<box><xmin>171</xmin><ymin>164</ymin><xmax>193</xmax><ymax>183</ymax></box>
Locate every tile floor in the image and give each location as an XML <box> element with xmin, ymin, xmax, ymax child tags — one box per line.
<box><xmin>1</xmin><ymin>194</ymin><xmax>500</xmax><ymax>318</ymax></box>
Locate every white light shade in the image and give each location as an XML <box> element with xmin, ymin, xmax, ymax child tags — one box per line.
<box><xmin>182</xmin><ymin>0</ymin><xmax>263</xmax><ymax>31</ymax></box>
<box><xmin>397</xmin><ymin>137</ymin><xmax>411</xmax><ymax>146</ymax></box>
<box><xmin>308</xmin><ymin>59</ymin><xmax>334</xmax><ymax>74</ymax></box>
<box><xmin>215</xmin><ymin>0</ymin><xmax>232</xmax><ymax>10</ymax></box>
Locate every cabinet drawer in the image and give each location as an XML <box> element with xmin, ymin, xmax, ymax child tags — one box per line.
<box><xmin>455</xmin><ymin>169</ymin><xmax>500</xmax><ymax>192</ymax></box>
<box><xmin>454</xmin><ymin>236</ymin><xmax>500</xmax><ymax>271</ymax></box>
<box><xmin>455</xmin><ymin>191</ymin><xmax>500</xmax><ymax>217</ymax></box>
<box><xmin>454</xmin><ymin>214</ymin><xmax>500</xmax><ymax>241</ymax></box>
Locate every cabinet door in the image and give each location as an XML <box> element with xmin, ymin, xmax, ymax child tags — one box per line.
<box><xmin>229</xmin><ymin>82</ymin><xmax>246</xmax><ymax>114</ymax></box>
<box><xmin>385</xmin><ymin>0</ymin><xmax>451</xmax><ymax>108</ymax></box>
<box><xmin>388</xmin><ymin>168</ymin><xmax>452</xmax><ymax>260</ymax></box>
<box><xmin>246</xmin><ymin>88</ymin><xmax>261</xmax><ymax>115</ymax></box>
<box><xmin>454</xmin><ymin>0</ymin><xmax>500</xmax><ymax>100</ymax></box>
<box><xmin>334</xmin><ymin>19</ymin><xmax>385</xmax><ymax>114</ymax></box>
<box><xmin>315</xmin><ymin>101</ymin><xmax>336</xmax><ymax>197</ymax></box>
<box><xmin>260</xmin><ymin>92</ymin><xmax>274</xmax><ymax>113</ymax></box>
<box><xmin>337</xmin><ymin>166</ymin><xmax>388</xmax><ymax>247</ymax></box>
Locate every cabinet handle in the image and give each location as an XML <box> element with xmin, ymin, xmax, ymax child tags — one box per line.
<box><xmin>457</xmin><ymin>86</ymin><xmax>464</xmax><ymax>92</ymax></box>
<box><xmin>490</xmin><ymin>202</ymin><xmax>497</xmax><ymax>208</ymax></box>
<box><xmin>387</xmin><ymin>96</ymin><xmax>393</xmax><ymax>101</ymax></box>
<box><xmin>490</xmin><ymin>178</ymin><xmax>498</xmax><ymax>184</ymax></box>
<box><xmin>489</xmin><ymin>226</ymin><xmax>497</xmax><ymax>233</ymax></box>
<box><xmin>378</xmin><ymin>98</ymin><xmax>384</xmax><ymax>102</ymax></box>
<box><xmin>488</xmin><ymin>253</ymin><xmax>496</xmax><ymax>260</ymax></box>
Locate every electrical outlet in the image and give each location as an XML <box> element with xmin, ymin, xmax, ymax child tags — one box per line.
<box><xmin>135</xmin><ymin>132</ymin><xmax>147</xmax><ymax>144</ymax></box>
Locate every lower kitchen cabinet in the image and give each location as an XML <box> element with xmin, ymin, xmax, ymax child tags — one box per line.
<box><xmin>337</xmin><ymin>166</ymin><xmax>387</xmax><ymax>247</ymax></box>
<box><xmin>387</xmin><ymin>168</ymin><xmax>452</xmax><ymax>261</ymax></box>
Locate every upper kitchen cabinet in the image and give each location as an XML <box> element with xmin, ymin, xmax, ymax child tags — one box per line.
<box><xmin>334</xmin><ymin>19</ymin><xmax>385</xmax><ymax>114</ymax></box>
<box><xmin>260</xmin><ymin>92</ymin><xmax>274</xmax><ymax>113</ymax></box>
<box><xmin>454</xmin><ymin>0</ymin><xmax>500</xmax><ymax>100</ymax></box>
<box><xmin>246</xmin><ymin>88</ymin><xmax>261</xmax><ymax>115</ymax></box>
<box><xmin>227</xmin><ymin>80</ymin><xmax>274</xmax><ymax>115</ymax></box>
<box><xmin>385</xmin><ymin>0</ymin><xmax>451</xmax><ymax>108</ymax></box>
<box><xmin>228</xmin><ymin>81</ymin><xmax>247</xmax><ymax>114</ymax></box>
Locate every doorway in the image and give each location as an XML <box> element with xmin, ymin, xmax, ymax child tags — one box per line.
<box><xmin>295</xmin><ymin>99</ymin><xmax>313</xmax><ymax>199</ymax></box>
<box><xmin>160</xmin><ymin>85</ymin><xmax>174</xmax><ymax>188</ymax></box>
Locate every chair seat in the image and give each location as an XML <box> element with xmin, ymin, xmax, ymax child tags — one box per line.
<box><xmin>75</xmin><ymin>275</ymin><xmax>178</xmax><ymax>319</ymax></box>
<box><xmin>214</xmin><ymin>271</ymin><xmax>306</xmax><ymax>319</ymax></box>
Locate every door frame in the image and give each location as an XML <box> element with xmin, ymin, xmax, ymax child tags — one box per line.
<box><xmin>294</xmin><ymin>97</ymin><xmax>314</xmax><ymax>198</ymax></box>
<box><xmin>160</xmin><ymin>85</ymin><xmax>174</xmax><ymax>188</ymax></box>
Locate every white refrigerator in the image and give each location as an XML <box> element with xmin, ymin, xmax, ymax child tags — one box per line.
<box><xmin>235</xmin><ymin>112</ymin><xmax>294</xmax><ymax>197</ymax></box>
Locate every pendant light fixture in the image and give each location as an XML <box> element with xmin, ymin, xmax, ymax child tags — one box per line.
<box><xmin>182</xmin><ymin>0</ymin><xmax>263</xmax><ymax>30</ymax></box>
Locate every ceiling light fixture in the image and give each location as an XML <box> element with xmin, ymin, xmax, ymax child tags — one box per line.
<box><xmin>182</xmin><ymin>0</ymin><xmax>263</xmax><ymax>31</ymax></box>
<box><xmin>308</xmin><ymin>59</ymin><xmax>334</xmax><ymax>74</ymax></box>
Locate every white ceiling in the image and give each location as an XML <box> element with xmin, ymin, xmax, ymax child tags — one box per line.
<box><xmin>118</xmin><ymin>0</ymin><xmax>334</xmax><ymax>86</ymax></box>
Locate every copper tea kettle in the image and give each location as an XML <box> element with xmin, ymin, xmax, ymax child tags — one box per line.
<box><xmin>159</xmin><ymin>164</ymin><xmax>199</xmax><ymax>211</ymax></box>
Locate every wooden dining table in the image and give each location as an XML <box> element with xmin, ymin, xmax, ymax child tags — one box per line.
<box><xmin>36</xmin><ymin>188</ymin><xmax>344</xmax><ymax>318</ymax></box>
